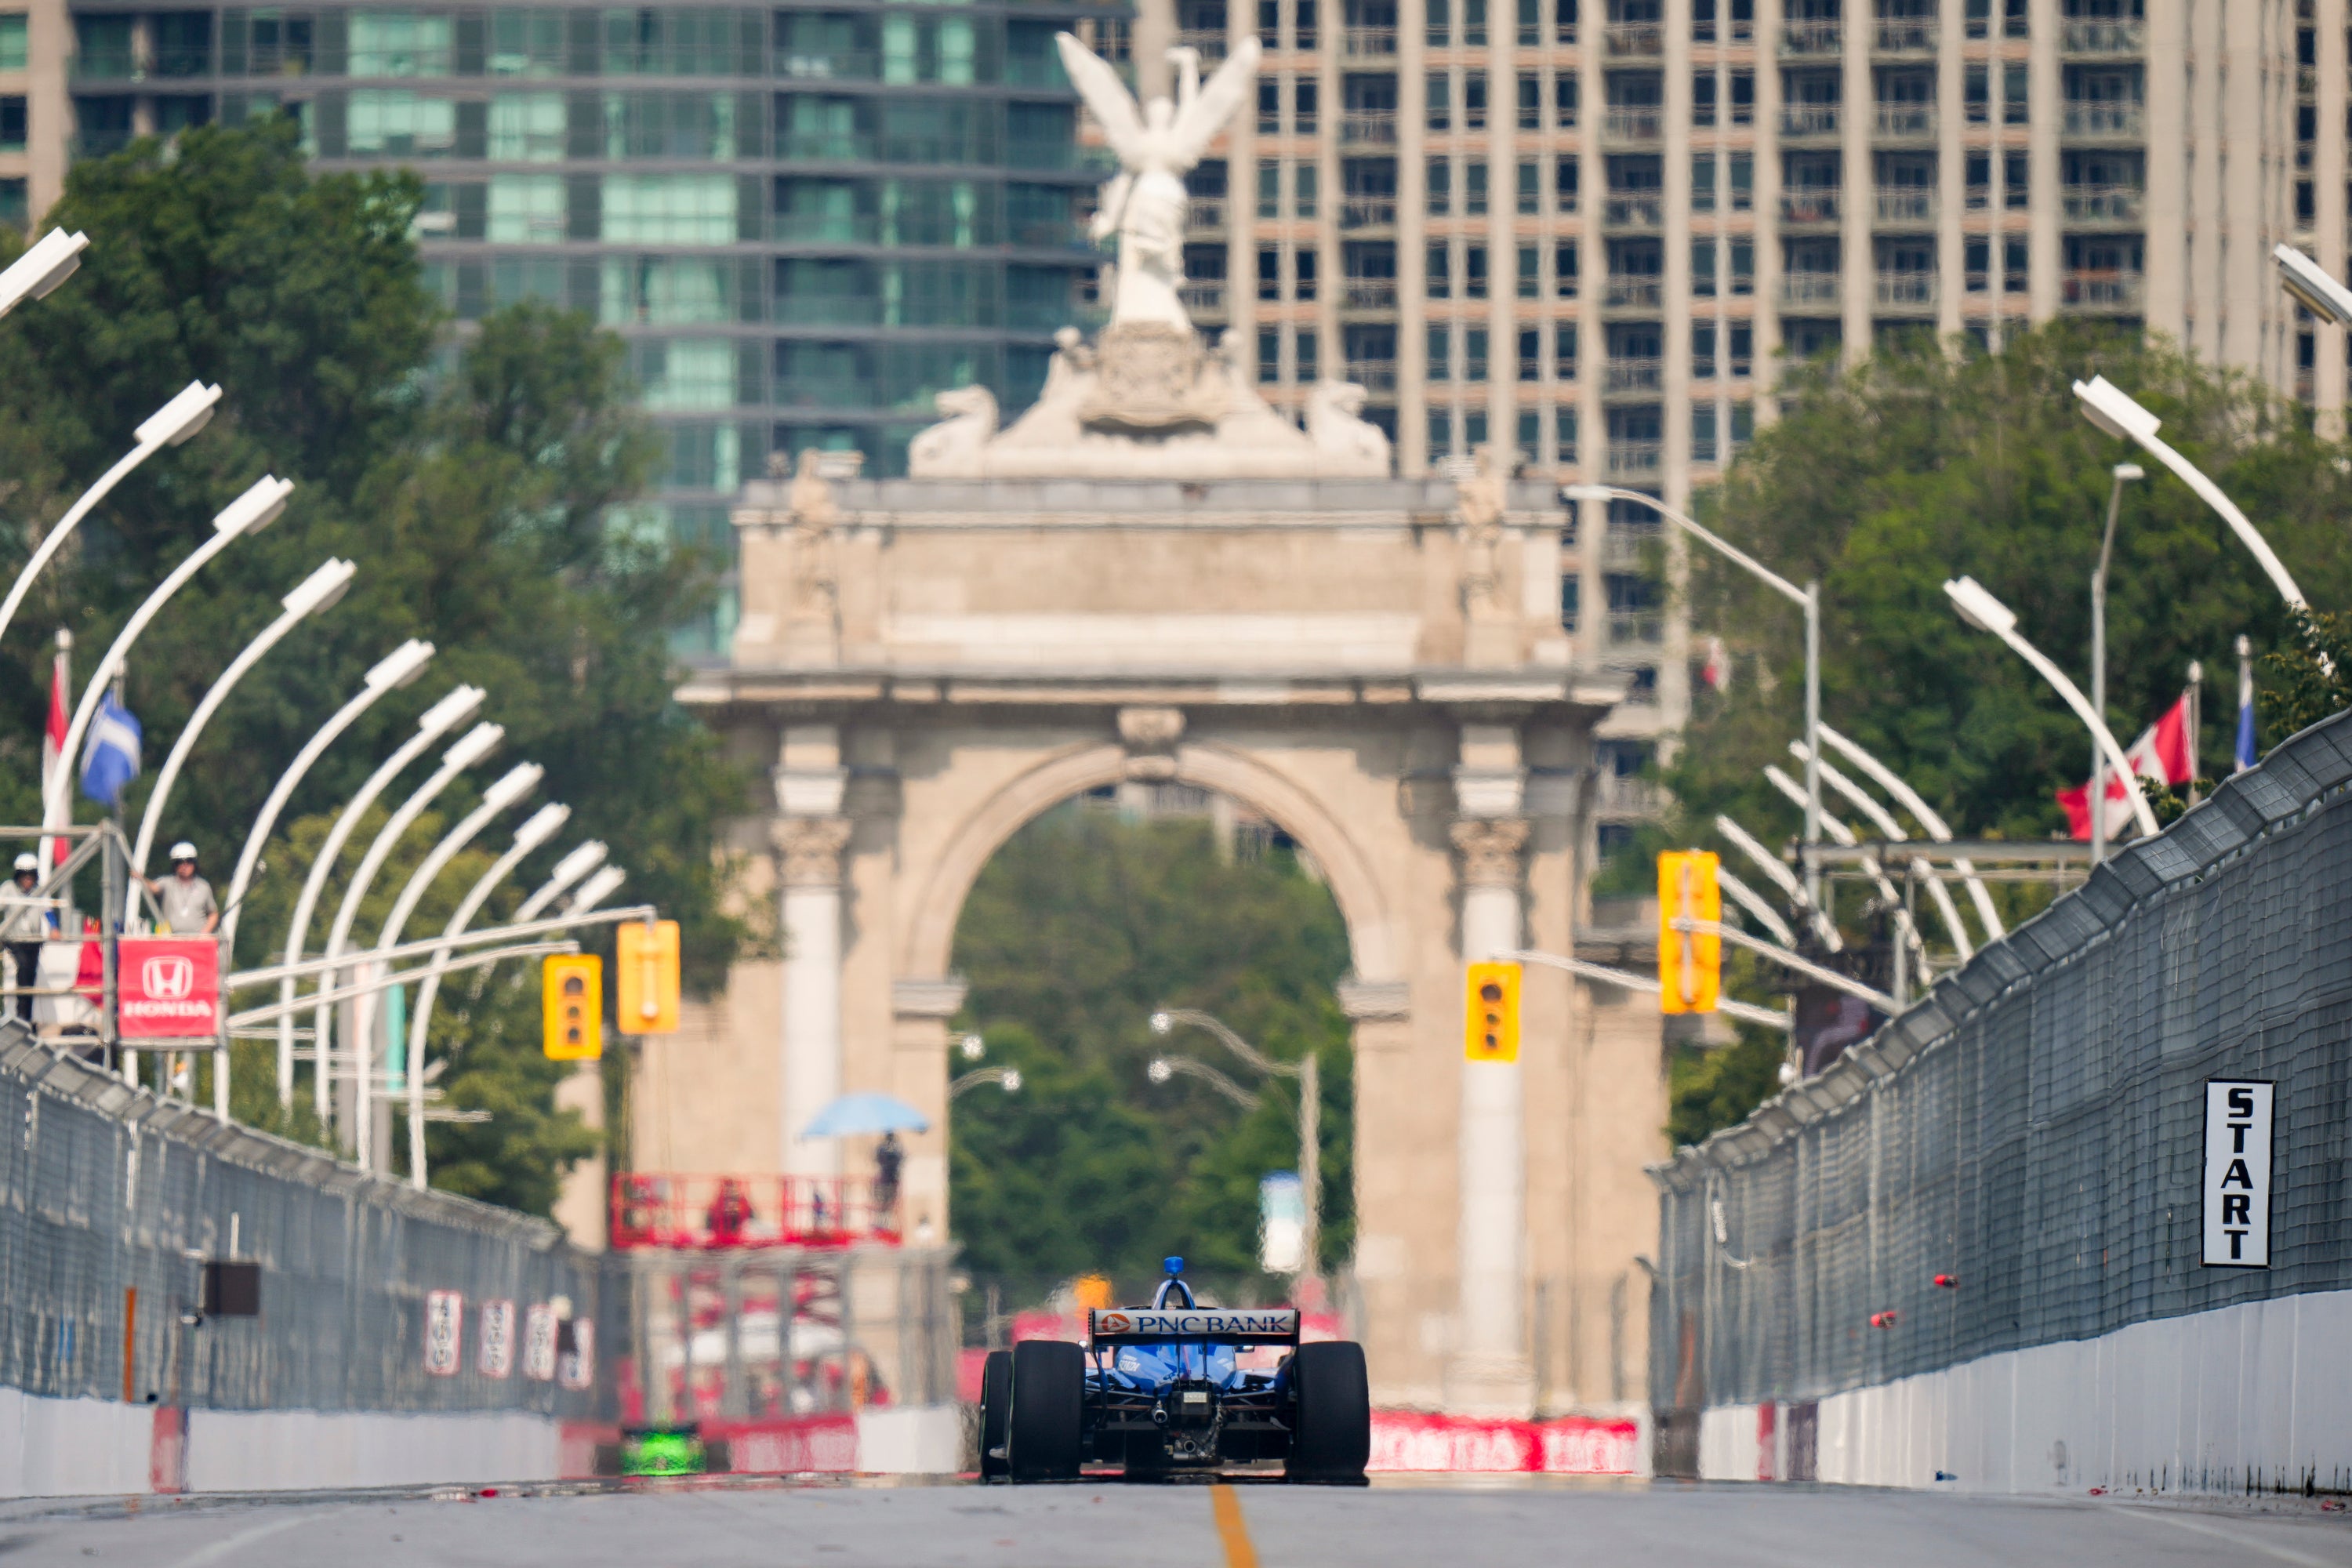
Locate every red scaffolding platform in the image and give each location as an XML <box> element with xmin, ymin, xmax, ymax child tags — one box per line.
<box><xmin>610</xmin><ymin>1173</ymin><xmax>902</xmax><ymax>1250</ymax></box>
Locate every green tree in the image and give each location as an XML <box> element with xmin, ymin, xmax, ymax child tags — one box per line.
<box><xmin>0</xmin><ymin>122</ymin><xmax>751</xmax><ymax>1214</ymax></box>
<box><xmin>1648</xmin><ymin>322</ymin><xmax>2352</xmax><ymax>1145</ymax></box>
<box><xmin>949</xmin><ymin>807</ymin><xmax>1354</xmax><ymax>1307</ymax></box>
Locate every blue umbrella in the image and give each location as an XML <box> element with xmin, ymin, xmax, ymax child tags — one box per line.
<box><xmin>800</xmin><ymin>1091</ymin><xmax>931</xmax><ymax>1139</ymax></box>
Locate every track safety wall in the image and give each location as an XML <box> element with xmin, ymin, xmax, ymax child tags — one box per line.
<box><xmin>1650</xmin><ymin>709</ymin><xmax>2352</xmax><ymax>1495</ymax></box>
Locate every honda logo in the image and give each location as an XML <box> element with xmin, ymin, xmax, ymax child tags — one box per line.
<box><xmin>142</xmin><ymin>955</ymin><xmax>194</xmax><ymax>1000</ymax></box>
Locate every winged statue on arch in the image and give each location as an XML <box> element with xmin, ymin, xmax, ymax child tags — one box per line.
<box><xmin>1053</xmin><ymin>31</ymin><xmax>1261</xmax><ymax>330</ymax></box>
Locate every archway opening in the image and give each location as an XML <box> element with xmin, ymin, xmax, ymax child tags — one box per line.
<box><xmin>946</xmin><ymin>782</ymin><xmax>1355</xmax><ymax>1327</ymax></box>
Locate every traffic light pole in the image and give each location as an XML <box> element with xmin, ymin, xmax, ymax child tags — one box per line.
<box><xmin>1501</xmin><ymin>949</ymin><xmax>1793</xmax><ymax>1032</ymax></box>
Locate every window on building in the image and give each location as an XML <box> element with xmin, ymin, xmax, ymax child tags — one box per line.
<box><xmin>1519</xmin><ymin>71</ymin><xmax>1541</xmax><ymax>129</ymax></box>
<box><xmin>0</xmin><ymin>96</ymin><xmax>23</xmax><ymax>154</ymax></box>
<box><xmin>2002</xmin><ymin>63</ymin><xmax>2027</xmax><ymax>125</ymax></box>
<box><xmin>1259</xmin><ymin>158</ymin><xmax>1281</xmax><ymax>218</ymax></box>
<box><xmin>1730</xmin><ymin>401</ymin><xmax>1753</xmax><ymax>449</ymax></box>
<box><xmin>1427</xmin><ymin>0</ymin><xmax>1450</xmax><ymax>44</ymax></box>
<box><xmin>1692</xmin><ymin>401</ymin><xmax>1719</xmax><ymax>463</ymax></box>
<box><xmin>349</xmin><ymin>10</ymin><xmax>454</xmax><ymax>75</ymax></box>
<box><xmin>1428</xmin><ymin>408</ymin><xmax>1454</xmax><ymax>462</ymax></box>
<box><xmin>1296</xmin><ymin>78</ymin><xmax>1318</xmax><ymax>132</ymax></box>
<box><xmin>1555</xmin><ymin>405</ymin><xmax>1578</xmax><ymax>463</ymax></box>
<box><xmin>1465</xmin><ymin>162</ymin><xmax>1488</xmax><ymax>215</ymax></box>
<box><xmin>1518</xmin><ymin>328</ymin><xmax>1541</xmax><ymax>382</ymax></box>
<box><xmin>1692</xmin><ymin>0</ymin><xmax>1715</xmax><ymax>40</ymax></box>
<box><xmin>1965</xmin><ymin>64</ymin><xmax>1989</xmax><ymax>125</ymax></box>
<box><xmin>1259</xmin><ymin>245</ymin><xmax>1281</xmax><ymax>301</ymax></box>
<box><xmin>1729</xmin><ymin>321</ymin><xmax>1751</xmax><ymax>376</ymax></box>
<box><xmin>0</xmin><ymin>15</ymin><xmax>25</xmax><ymax>72</ymax></box>
<box><xmin>1964</xmin><ymin>0</ymin><xmax>1990</xmax><ymax>37</ymax></box>
<box><xmin>1298</xmin><ymin>0</ymin><xmax>1319</xmax><ymax>46</ymax></box>
<box><xmin>1692</xmin><ymin>322</ymin><xmax>1715</xmax><ymax>379</ymax></box>
<box><xmin>1556</xmin><ymin>155</ymin><xmax>1579</xmax><ymax>212</ymax></box>
<box><xmin>1729</xmin><ymin>237</ymin><xmax>1754</xmax><ymax>295</ymax></box>
<box><xmin>1463</xmin><ymin>0</ymin><xmax>1486</xmax><ymax>45</ymax></box>
<box><xmin>1465</xmin><ymin>245</ymin><xmax>1488</xmax><ymax>299</ymax></box>
<box><xmin>1297</xmin><ymin>162</ymin><xmax>1319</xmax><ymax>218</ymax></box>
<box><xmin>1428</xmin><ymin>325</ymin><xmax>1452</xmax><ymax>379</ymax></box>
<box><xmin>1555</xmin><ymin>321</ymin><xmax>1577</xmax><ymax>378</ymax></box>
<box><xmin>1429</xmin><ymin>157</ymin><xmax>1452</xmax><ymax>213</ymax></box>
<box><xmin>1555</xmin><ymin>73</ymin><xmax>1577</xmax><ymax>127</ymax></box>
<box><xmin>2004</xmin><ymin>150</ymin><xmax>2027</xmax><ymax>209</ymax></box>
<box><xmin>1260</xmin><ymin>79</ymin><xmax>1282</xmax><ymax>134</ymax></box>
<box><xmin>1518</xmin><ymin>159</ymin><xmax>1540</xmax><ymax>215</ymax></box>
<box><xmin>2003</xmin><ymin>234</ymin><xmax>2027</xmax><ymax>294</ymax></box>
<box><xmin>488</xmin><ymin>172</ymin><xmax>566</xmax><ymax>241</ymax></box>
<box><xmin>1693</xmin><ymin>238</ymin><xmax>1717</xmax><ymax>297</ymax></box>
<box><xmin>1693</xmin><ymin>153</ymin><xmax>1716</xmax><ymax>212</ymax></box>
<box><xmin>1297</xmin><ymin>247</ymin><xmax>1318</xmax><ymax>300</ymax></box>
<box><xmin>601</xmin><ymin>172</ymin><xmax>735</xmax><ymax>243</ymax></box>
<box><xmin>1555</xmin><ymin>240</ymin><xmax>1578</xmax><ymax>297</ymax></box>
<box><xmin>2002</xmin><ymin>0</ymin><xmax>2026</xmax><ymax>38</ymax></box>
<box><xmin>1465</xmin><ymin>409</ymin><xmax>1488</xmax><ymax>448</ymax></box>
<box><xmin>1729</xmin><ymin>151</ymin><xmax>1753</xmax><ymax>211</ymax></box>
<box><xmin>1465</xmin><ymin>327</ymin><xmax>1489</xmax><ymax>382</ymax></box>
<box><xmin>1464</xmin><ymin>71</ymin><xmax>1487</xmax><ymax>130</ymax></box>
<box><xmin>1426</xmin><ymin>71</ymin><xmax>1450</xmax><ymax>131</ymax></box>
<box><xmin>0</xmin><ymin>176</ymin><xmax>25</xmax><ymax>232</ymax></box>
<box><xmin>1965</xmin><ymin>237</ymin><xmax>1990</xmax><ymax>292</ymax></box>
<box><xmin>1259</xmin><ymin>328</ymin><xmax>1282</xmax><ymax>383</ymax></box>
<box><xmin>1428</xmin><ymin>243</ymin><xmax>1452</xmax><ymax>297</ymax></box>
<box><xmin>1693</xmin><ymin>71</ymin><xmax>1717</xmax><ymax>127</ymax></box>
<box><xmin>1730</xmin><ymin>69</ymin><xmax>1754</xmax><ymax>125</ymax></box>
<box><xmin>487</xmin><ymin>91</ymin><xmax>563</xmax><ymax>160</ymax></box>
<box><xmin>1298</xmin><ymin>327</ymin><xmax>1319</xmax><ymax>380</ymax></box>
<box><xmin>1965</xmin><ymin>150</ymin><xmax>1991</xmax><ymax>209</ymax></box>
<box><xmin>1517</xmin><ymin>244</ymin><xmax>1539</xmax><ymax>297</ymax></box>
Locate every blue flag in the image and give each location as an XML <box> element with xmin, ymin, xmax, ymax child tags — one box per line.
<box><xmin>79</xmin><ymin>691</ymin><xmax>141</xmax><ymax>808</ymax></box>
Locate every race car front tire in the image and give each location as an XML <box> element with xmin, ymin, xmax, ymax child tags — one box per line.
<box><xmin>978</xmin><ymin>1349</ymin><xmax>1013</xmax><ymax>1480</ymax></box>
<box><xmin>1008</xmin><ymin>1340</ymin><xmax>1084</xmax><ymax>1481</ymax></box>
<box><xmin>1286</xmin><ymin>1340</ymin><xmax>1370</xmax><ymax>1483</ymax></box>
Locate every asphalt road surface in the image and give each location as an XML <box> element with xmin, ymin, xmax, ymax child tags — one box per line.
<box><xmin>5</xmin><ymin>1475</ymin><xmax>2347</xmax><ymax>1567</ymax></box>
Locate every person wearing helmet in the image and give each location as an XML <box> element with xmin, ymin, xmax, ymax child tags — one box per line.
<box><xmin>1</xmin><ymin>853</ymin><xmax>45</xmax><ymax>1022</ymax></box>
<box><xmin>142</xmin><ymin>842</ymin><xmax>219</xmax><ymax>935</ymax></box>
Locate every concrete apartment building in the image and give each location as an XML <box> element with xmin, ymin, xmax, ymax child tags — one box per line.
<box><xmin>0</xmin><ymin>0</ymin><xmax>2331</xmax><ymax>746</ymax></box>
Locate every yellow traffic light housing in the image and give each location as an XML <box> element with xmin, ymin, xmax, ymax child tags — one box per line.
<box><xmin>1464</xmin><ymin>961</ymin><xmax>1522</xmax><ymax>1062</ymax></box>
<box><xmin>543</xmin><ymin>954</ymin><xmax>603</xmax><ymax>1060</ymax></box>
<box><xmin>1657</xmin><ymin>851</ymin><xmax>1722</xmax><ymax>1014</ymax></box>
<box><xmin>615</xmin><ymin>919</ymin><xmax>681</xmax><ymax>1034</ymax></box>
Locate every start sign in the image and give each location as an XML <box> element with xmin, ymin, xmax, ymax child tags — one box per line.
<box><xmin>2202</xmin><ymin>1080</ymin><xmax>2274</xmax><ymax>1269</ymax></box>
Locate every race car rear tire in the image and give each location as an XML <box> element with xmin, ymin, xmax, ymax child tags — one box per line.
<box><xmin>1008</xmin><ymin>1340</ymin><xmax>1084</xmax><ymax>1482</ymax></box>
<box><xmin>978</xmin><ymin>1349</ymin><xmax>1013</xmax><ymax>1480</ymax></box>
<box><xmin>1287</xmin><ymin>1340</ymin><xmax>1370</xmax><ymax>1484</ymax></box>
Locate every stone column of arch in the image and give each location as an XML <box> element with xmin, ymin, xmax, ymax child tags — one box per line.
<box><xmin>773</xmin><ymin>812</ymin><xmax>854</xmax><ymax>1183</ymax></box>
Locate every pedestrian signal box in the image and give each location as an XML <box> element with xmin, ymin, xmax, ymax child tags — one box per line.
<box><xmin>1657</xmin><ymin>851</ymin><xmax>1722</xmax><ymax>1014</ymax></box>
<box><xmin>543</xmin><ymin>954</ymin><xmax>603</xmax><ymax>1061</ymax></box>
<box><xmin>1464</xmin><ymin>961</ymin><xmax>1522</xmax><ymax>1063</ymax></box>
<box><xmin>616</xmin><ymin>919</ymin><xmax>681</xmax><ymax>1034</ymax></box>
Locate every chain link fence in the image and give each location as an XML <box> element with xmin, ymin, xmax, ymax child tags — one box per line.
<box><xmin>0</xmin><ymin>1020</ymin><xmax>610</xmax><ymax>1420</ymax></box>
<box><xmin>1650</xmin><ymin>708</ymin><xmax>2352</xmax><ymax>1466</ymax></box>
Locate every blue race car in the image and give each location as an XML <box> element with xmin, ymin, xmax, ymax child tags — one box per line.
<box><xmin>977</xmin><ymin>1258</ymin><xmax>1369</xmax><ymax>1483</ymax></box>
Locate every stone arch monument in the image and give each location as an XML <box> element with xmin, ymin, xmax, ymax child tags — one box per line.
<box><xmin>648</xmin><ymin>27</ymin><xmax>1668</xmax><ymax>1421</ymax></box>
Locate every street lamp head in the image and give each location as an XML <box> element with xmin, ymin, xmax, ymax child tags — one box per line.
<box><xmin>960</xmin><ymin>1033</ymin><xmax>985</xmax><ymax>1060</ymax></box>
<box><xmin>2071</xmin><ymin>376</ymin><xmax>2161</xmax><ymax>445</ymax></box>
<box><xmin>2111</xmin><ymin>463</ymin><xmax>2145</xmax><ymax>482</ymax></box>
<box><xmin>548</xmin><ymin>840</ymin><xmax>608</xmax><ymax>888</ymax></box>
<box><xmin>1944</xmin><ymin>575</ymin><xmax>2017</xmax><ymax>637</ymax></box>
<box><xmin>281</xmin><ymin>557</ymin><xmax>357</xmax><ymax>619</ymax></box>
<box><xmin>481</xmin><ymin>761</ymin><xmax>543</xmax><ymax>811</ymax></box>
<box><xmin>443</xmin><ymin>720</ymin><xmax>505</xmax><ymax>772</ymax></box>
<box><xmin>212</xmin><ymin>474</ymin><xmax>294</xmax><ymax>538</ymax></box>
<box><xmin>0</xmin><ymin>228</ymin><xmax>90</xmax><ymax>316</ymax></box>
<box><xmin>511</xmin><ymin>802</ymin><xmax>571</xmax><ymax>853</ymax></box>
<box><xmin>1149</xmin><ymin>1010</ymin><xmax>1172</xmax><ymax>1036</ymax></box>
<box><xmin>1561</xmin><ymin>483</ymin><xmax>1614</xmax><ymax>504</ymax></box>
<box><xmin>1148</xmin><ymin>1057</ymin><xmax>1174</xmax><ymax>1083</ymax></box>
<box><xmin>2274</xmin><ymin>242</ymin><xmax>2352</xmax><ymax>328</ymax></box>
<box><xmin>1001</xmin><ymin>1069</ymin><xmax>1022</xmax><ymax>1094</ymax></box>
<box><xmin>135</xmin><ymin>381</ymin><xmax>223</xmax><ymax>448</ymax></box>
<box><xmin>416</xmin><ymin>684</ymin><xmax>487</xmax><ymax>737</ymax></box>
<box><xmin>365</xmin><ymin>639</ymin><xmax>435</xmax><ymax>691</ymax></box>
<box><xmin>572</xmin><ymin>865</ymin><xmax>626</xmax><ymax>909</ymax></box>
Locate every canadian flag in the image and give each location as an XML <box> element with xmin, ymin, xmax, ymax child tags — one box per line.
<box><xmin>41</xmin><ymin>645</ymin><xmax>68</xmax><ymax>875</ymax></box>
<box><xmin>2056</xmin><ymin>692</ymin><xmax>2194</xmax><ymax>841</ymax></box>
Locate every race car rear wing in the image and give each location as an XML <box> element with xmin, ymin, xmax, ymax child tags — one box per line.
<box><xmin>1087</xmin><ymin>1308</ymin><xmax>1301</xmax><ymax>1346</ymax></box>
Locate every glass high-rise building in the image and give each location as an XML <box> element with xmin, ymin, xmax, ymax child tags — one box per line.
<box><xmin>2</xmin><ymin>0</ymin><xmax>1113</xmax><ymax>651</ymax></box>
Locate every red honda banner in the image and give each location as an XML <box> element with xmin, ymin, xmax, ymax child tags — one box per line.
<box><xmin>116</xmin><ymin>937</ymin><xmax>223</xmax><ymax>1039</ymax></box>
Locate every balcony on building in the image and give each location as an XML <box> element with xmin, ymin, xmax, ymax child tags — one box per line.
<box><xmin>1781</xmin><ymin>270</ymin><xmax>1842</xmax><ymax>307</ymax></box>
<box><xmin>1188</xmin><ymin>196</ymin><xmax>1229</xmax><ymax>233</ymax></box>
<box><xmin>1605</xmin><ymin>193</ymin><xmax>1664</xmax><ymax>228</ymax></box>
<box><xmin>1604</xmin><ymin>106</ymin><xmax>1664</xmax><ymax>142</ymax></box>
<box><xmin>1341</xmin><ymin>110</ymin><xmax>1399</xmax><ymax>146</ymax></box>
<box><xmin>1341</xmin><ymin>197</ymin><xmax>1397</xmax><ymax>230</ymax></box>
<box><xmin>1346</xmin><ymin>358</ymin><xmax>1399</xmax><ymax>391</ymax></box>
<box><xmin>1602</xmin><ymin>358</ymin><xmax>1664</xmax><ymax>396</ymax></box>
<box><xmin>1874</xmin><ymin>8</ymin><xmax>1936</xmax><ymax>55</ymax></box>
<box><xmin>2062</xmin><ymin>270</ymin><xmax>2143</xmax><ymax>309</ymax></box>
<box><xmin>1178</xmin><ymin>281</ymin><xmax>1229</xmax><ymax>315</ymax></box>
<box><xmin>1781</xmin><ymin>16</ymin><xmax>1841</xmax><ymax>56</ymax></box>
<box><xmin>1782</xmin><ymin>103</ymin><xmax>1841</xmax><ymax>139</ymax></box>
<box><xmin>1875</xmin><ymin>102</ymin><xmax>1935</xmax><ymax>140</ymax></box>
<box><xmin>1781</xmin><ymin>188</ymin><xmax>1840</xmax><ymax>226</ymax></box>
<box><xmin>1606</xmin><ymin>443</ymin><xmax>1664</xmax><ymax>480</ymax></box>
<box><xmin>2060</xmin><ymin>13</ymin><xmax>2145</xmax><ymax>55</ymax></box>
<box><xmin>2062</xmin><ymin>184</ymin><xmax>2143</xmax><ymax>223</ymax></box>
<box><xmin>1875</xmin><ymin>187</ymin><xmax>1935</xmax><ymax>223</ymax></box>
<box><xmin>1604</xmin><ymin>0</ymin><xmax>1665</xmax><ymax>56</ymax></box>
<box><xmin>2063</xmin><ymin>63</ymin><xmax>2145</xmax><ymax>137</ymax></box>
<box><xmin>1875</xmin><ymin>270</ymin><xmax>1937</xmax><ymax>310</ymax></box>
<box><xmin>1343</xmin><ymin>21</ymin><xmax>1399</xmax><ymax>55</ymax></box>
<box><xmin>1174</xmin><ymin>0</ymin><xmax>1231</xmax><ymax>66</ymax></box>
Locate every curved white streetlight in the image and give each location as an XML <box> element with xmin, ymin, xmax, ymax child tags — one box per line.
<box><xmin>0</xmin><ymin>227</ymin><xmax>89</xmax><ymax>317</ymax></box>
<box><xmin>569</xmin><ymin>864</ymin><xmax>628</xmax><ymax>914</ymax></box>
<box><xmin>1789</xmin><ymin>740</ymin><xmax>1974</xmax><ymax>963</ymax></box>
<box><xmin>0</xmin><ymin>380</ymin><xmax>222</xmax><ymax>652</ymax></box>
<box><xmin>313</xmin><ymin>720</ymin><xmax>503</xmax><ymax>1139</ymax></box>
<box><xmin>224</xmin><ymin>639</ymin><xmax>436</xmax><ymax>975</ymax></box>
<box><xmin>2276</xmin><ymin>242</ymin><xmax>2352</xmax><ymax>329</ymax></box>
<box><xmin>1713</xmin><ymin>813</ymin><xmax>1842</xmax><ymax>952</ymax></box>
<box><xmin>1712</xmin><ymin>865</ymin><xmax>1797</xmax><ymax>949</ymax></box>
<box><xmin>1569</xmin><ymin>481</ymin><xmax>1826</xmax><ymax>900</ymax></box>
<box><xmin>1945</xmin><ymin>575</ymin><xmax>2159</xmax><ymax>840</ymax></box>
<box><xmin>42</xmin><ymin>475</ymin><xmax>292</xmax><ymax>836</ymax></box>
<box><xmin>2071</xmin><ymin>376</ymin><xmax>2307</xmax><ymax>611</ymax></box>
<box><xmin>401</xmin><ymin>803</ymin><xmax>572</xmax><ymax>1187</ymax></box>
<box><xmin>949</xmin><ymin>1065</ymin><xmax>1022</xmax><ymax>1099</ymax></box>
<box><xmin>351</xmin><ymin>759</ymin><xmax>540</xmax><ymax>1172</ymax></box>
<box><xmin>281</xmin><ymin>689</ymin><xmax>488</xmax><ymax>1116</ymax></box>
<box><xmin>1815</xmin><ymin>725</ymin><xmax>2005</xmax><ymax>941</ymax></box>
<box><xmin>128</xmin><ymin>557</ymin><xmax>358</xmax><ymax>924</ymax></box>
<box><xmin>1763</xmin><ymin>764</ymin><xmax>1930</xmax><ymax>994</ymax></box>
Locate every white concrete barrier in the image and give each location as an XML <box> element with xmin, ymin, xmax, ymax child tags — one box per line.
<box><xmin>1694</xmin><ymin>1288</ymin><xmax>2352</xmax><ymax>1495</ymax></box>
<box><xmin>186</xmin><ymin>1409</ymin><xmax>564</xmax><ymax>1494</ymax></box>
<box><xmin>0</xmin><ymin>1389</ymin><xmax>158</xmax><ymax>1497</ymax></box>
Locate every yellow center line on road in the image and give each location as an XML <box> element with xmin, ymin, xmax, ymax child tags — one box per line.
<box><xmin>1210</xmin><ymin>1483</ymin><xmax>1260</xmax><ymax>1568</ymax></box>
